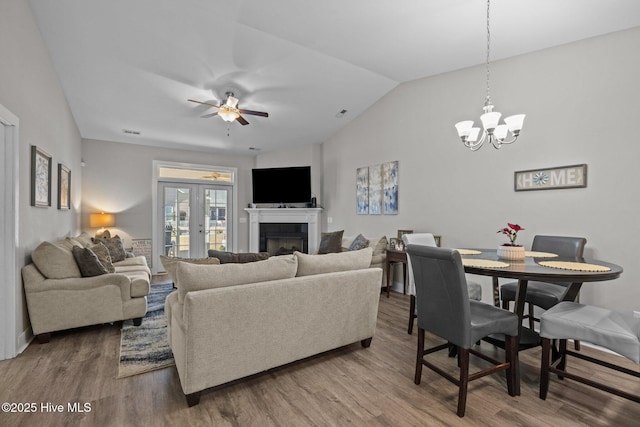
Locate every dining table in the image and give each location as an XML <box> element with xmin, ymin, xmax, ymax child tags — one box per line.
<box><xmin>457</xmin><ymin>248</ymin><xmax>623</xmax><ymax>394</ymax></box>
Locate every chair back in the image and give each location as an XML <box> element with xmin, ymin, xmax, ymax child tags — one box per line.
<box><xmin>406</xmin><ymin>244</ymin><xmax>472</xmax><ymax>348</ymax></box>
<box><xmin>532</xmin><ymin>235</ymin><xmax>586</xmax><ymax>259</ymax></box>
<box><xmin>403</xmin><ymin>233</ymin><xmax>437</xmax><ymax>295</ymax></box>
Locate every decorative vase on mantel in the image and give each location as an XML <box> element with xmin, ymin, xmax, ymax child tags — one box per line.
<box><xmin>497</xmin><ymin>244</ymin><xmax>525</xmax><ymax>260</ymax></box>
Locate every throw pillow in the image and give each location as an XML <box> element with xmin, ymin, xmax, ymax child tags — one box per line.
<box><xmin>31</xmin><ymin>241</ymin><xmax>82</xmax><ymax>279</ymax></box>
<box><xmin>92</xmin><ymin>235</ymin><xmax>126</xmax><ymax>262</ymax></box>
<box><xmin>295</xmin><ymin>247</ymin><xmax>373</xmax><ymax>277</ymax></box>
<box><xmin>349</xmin><ymin>234</ymin><xmax>370</xmax><ymax>251</ymax></box>
<box><xmin>74</xmin><ymin>232</ymin><xmax>94</xmax><ymax>247</ymax></box>
<box><xmin>176</xmin><ymin>256</ymin><xmax>298</xmax><ymax>303</ymax></box>
<box><xmin>72</xmin><ymin>246</ymin><xmax>109</xmax><ymax>277</ymax></box>
<box><xmin>90</xmin><ymin>242</ymin><xmax>115</xmax><ymax>273</ymax></box>
<box><xmin>207</xmin><ymin>250</ymin><xmax>270</xmax><ymax>264</ymax></box>
<box><xmin>317</xmin><ymin>230</ymin><xmax>344</xmax><ymax>254</ymax></box>
<box><xmin>372</xmin><ymin>236</ymin><xmax>388</xmax><ymax>256</ymax></box>
<box><xmin>160</xmin><ymin>255</ymin><xmax>221</xmax><ymax>283</ymax></box>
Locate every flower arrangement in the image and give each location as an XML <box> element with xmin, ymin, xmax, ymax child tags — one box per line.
<box><xmin>497</xmin><ymin>223</ymin><xmax>524</xmax><ymax>246</ymax></box>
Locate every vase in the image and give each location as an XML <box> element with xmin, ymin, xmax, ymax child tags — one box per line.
<box><xmin>497</xmin><ymin>245</ymin><xmax>525</xmax><ymax>260</ymax></box>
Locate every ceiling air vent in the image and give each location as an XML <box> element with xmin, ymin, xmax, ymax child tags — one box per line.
<box><xmin>123</xmin><ymin>129</ymin><xmax>141</xmax><ymax>135</ymax></box>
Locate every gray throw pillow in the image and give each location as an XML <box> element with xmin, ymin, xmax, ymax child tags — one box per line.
<box><xmin>207</xmin><ymin>250</ymin><xmax>270</xmax><ymax>264</ymax></box>
<box><xmin>90</xmin><ymin>242</ymin><xmax>115</xmax><ymax>273</ymax></box>
<box><xmin>318</xmin><ymin>230</ymin><xmax>344</xmax><ymax>254</ymax></box>
<box><xmin>92</xmin><ymin>235</ymin><xmax>126</xmax><ymax>262</ymax></box>
<box><xmin>72</xmin><ymin>246</ymin><xmax>109</xmax><ymax>277</ymax></box>
<box><xmin>349</xmin><ymin>234</ymin><xmax>370</xmax><ymax>251</ymax></box>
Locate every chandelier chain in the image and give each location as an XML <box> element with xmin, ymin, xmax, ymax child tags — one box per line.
<box><xmin>485</xmin><ymin>0</ymin><xmax>491</xmax><ymax>106</ymax></box>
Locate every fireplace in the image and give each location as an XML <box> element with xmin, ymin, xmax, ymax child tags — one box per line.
<box><xmin>260</xmin><ymin>223</ymin><xmax>308</xmax><ymax>255</ymax></box>
<box><xmin>245</xmin><ymin>208</ymin><xmax>322</xmax><ymax>254</ymax></box>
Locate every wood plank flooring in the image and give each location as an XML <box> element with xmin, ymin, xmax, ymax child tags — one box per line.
<box><xmin>1</xmin><ymin>277</ymin><xmax>638</xmax><ymax>426</ymax></box>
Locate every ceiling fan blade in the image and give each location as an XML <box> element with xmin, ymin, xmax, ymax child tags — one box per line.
<box><xmin>236</xmin><ymin>115</ymin><xmax>250</xmax><ymax>126</ymax></box>
<box><xmin>201</xmin><ymin>112</ymin><xmax>219</xmax><ymax>118</ymax></box>
<box><xmin>188</xmin><ymin>99</ymin><xmax>220</xmax><ymax>109</ymax></box>
<box><xmin>238</xmin><ymin>108</ymin><xmax>268</xmax><ymax>117</ymax></box>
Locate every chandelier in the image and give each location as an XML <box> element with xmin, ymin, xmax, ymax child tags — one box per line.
<box><xmin>455</xmin><ymin>0</ymin><xmax>525</xmax><ymax>151</ymax></box>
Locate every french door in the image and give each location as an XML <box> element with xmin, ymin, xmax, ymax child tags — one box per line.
<box><xmin>159</xmin><ymin>182</ymin><xmax>231</xmax><ymax>261</ymax></box>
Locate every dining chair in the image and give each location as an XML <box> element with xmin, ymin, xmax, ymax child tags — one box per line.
<box><xmin>407</xmin><ymin>244</ymin><xmax>518</xmax><ymax>417</ymax></box>
<box><xmin>499</xmin><ymin>235</ymin><xmax>586</xmax><ymax>334</ymax></box>
<box><xmin>403</xmin><ymin>233</ymin><xmax>482</xmax><ymax>334</ymax></box>
<box><xmin>539</xmin><ymin>301</ymin><xmax>640</xmax><ymax>403</ymax></box>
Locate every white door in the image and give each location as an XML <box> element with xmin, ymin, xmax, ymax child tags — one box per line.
<box><xmin>0</xmin><ymin>123</ymin><xmax>6</xmax><ymax>359</ymax></box>
<box><xmin>159</xmin><ymin>183</ymin><xmax>231</xmax><ymax>261</ymax></box>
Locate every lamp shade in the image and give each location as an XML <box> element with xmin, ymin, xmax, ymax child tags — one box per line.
<box><xmin>89</xmin><ymin>212</ymin><xmax>115</xmax><ymax>228</ymax></box>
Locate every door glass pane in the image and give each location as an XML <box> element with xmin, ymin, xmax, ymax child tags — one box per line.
<box><xmin>164</xmin><ymin>187</ymin><xmax>191</xmax><ymax>258</ymax></box>
<box><xmin>204</xmin><ymin>189</ymin><xmax>228</xmax><ymax>252</ymax></box>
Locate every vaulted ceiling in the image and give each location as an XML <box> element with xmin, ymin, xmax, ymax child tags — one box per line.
<box><xmin>29</xmin><ymin>0</ymin><xmax>640</xmax><ymax>155</ymax></box>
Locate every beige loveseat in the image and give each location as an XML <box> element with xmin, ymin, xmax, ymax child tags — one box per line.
<box><xmin>166</xmin><ymin>248</ymin><xmax>382</xmax><ymax>406</ymax></box>
<box><xmin>22</xmin><ymin>232</ymin><xmax>150</xmax><ymax>342</ymax></box>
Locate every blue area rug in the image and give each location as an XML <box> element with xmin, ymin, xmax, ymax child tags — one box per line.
<box><xmin>118</xmin><ymin>282</ymin><xmax>175</xmax><ymax>378</ymax></box>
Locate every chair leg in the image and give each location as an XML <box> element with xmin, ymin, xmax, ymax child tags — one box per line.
<box><xmin>414</xmin><ymin>328</ymin><xmax>425</xmax><ymax>385</ymax></box>
<box><xmin>528</xmin><ymin>304</ymin><xmax>535</xmax><ymax>330</ymax></box>
<box><xmin>457</xmin><ymin>348</ymin><xmax>470</xmax><ymax>417</ymax></box>
<box><xmin>539</xmin><ymin>337</ymin><xmax>551</xmax><ymax>400</ymax></box>
<box><xmin>505</xmin><ymin>334</ymin><xmax>518</xmax><ymax>396</ymax></box>
<box><xmin>574</xmin><ymin>340</ymin><xmax>581</xmax><ymax>351</ymax></box>
<box><xmin>492</xmin><ymin>277</ymin><xmax>500</xmax><ymax>307</ymax></box>
<box><xmin>557</xmin><ymin>339</ymin><xmax>568</xmax><ymax>379</ymax></box>
<box><xmin>501</xmin><ymin>300</ymin><xmax>510</xmax><ymax>310</ymax></box>
<box><xmin>408</xmin><ymin>295</ymin><xmax>416</xmax><ymax>335</ymax></box>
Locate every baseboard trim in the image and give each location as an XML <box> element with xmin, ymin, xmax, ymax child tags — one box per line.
<box><xmin>16</xmin><ymin>327</ymin><xmax>33</xmax><ymax>356</ymax></box>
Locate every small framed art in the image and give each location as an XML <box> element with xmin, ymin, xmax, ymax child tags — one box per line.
<box><xmin>58</xmin><ymin>164</ymin><xmax>71</xmax><ymax>210</ymax></box>
<box><xmin>31</xmin><ymin>146</ymin><xmax>52</xmax><ymax>207</ymax></box>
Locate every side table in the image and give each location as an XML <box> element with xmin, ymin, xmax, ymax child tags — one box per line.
<box><xmin>385</xmin><ymin>248</ymin><xmax>407</xmax><ymax>297</ymax></box>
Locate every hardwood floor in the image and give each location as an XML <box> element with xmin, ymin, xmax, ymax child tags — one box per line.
<box><xmin>1</xmin><ymin>280</ymin><xmax>638</xmax><ymax>426</ymax></box>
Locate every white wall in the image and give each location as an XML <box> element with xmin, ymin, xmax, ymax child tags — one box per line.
<box><xmin>256</xmin><ymin>143</ymin><xmax>323</xmax><ymax>206</ymax></box>
<box><xmin>81</xmin><ymin>139</ymin><xmax>255</xmax><ymax>255</ymax></box>
<box><xmin>0</xmin><ymin>0</ymin><xmax>83</xmax><ymax>347</ymax></box>
<box><xmin>321</xmin><ymin>27</ymin><xmax>640</xmax><ymax>313</ymax></box>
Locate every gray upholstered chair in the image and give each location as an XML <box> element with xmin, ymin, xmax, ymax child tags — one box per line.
<box><xmin>403</xmin><ymin>233</ymin><xmax>482</xmax><ymax>334</ymax></box>
<box><xmin>500</xmin><ymin>235</ymin><xmax>587</xmax><ymax>331</ymax></box>
<box><xmin>539</xmin><ymin>301</ymin><xmax>640</xmax><ymax>403</ymax></box>
<box><xmin>407</xmin><ymin>244</ymin><xmax>518</xmax><ymax>417</ymax></box>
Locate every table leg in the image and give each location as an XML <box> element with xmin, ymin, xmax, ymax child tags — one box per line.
<box><xmin>385</xmin><ymin>259</ymin><xmax>391</xmax><ymax>298</ymax></box>
<box><xmin>512</xmin><ymin>278</ymin><xmax>529</xmax><ymax>396</ymax></box>
<box><xmin>402</xmin><ymin>263</ymin><xmax>407</xmax><ymax>295</ymax></box>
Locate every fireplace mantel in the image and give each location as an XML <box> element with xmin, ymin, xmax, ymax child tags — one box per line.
<box><xmin>245</xmin><ymin>208</ymin><xmax>322</xmax><ymax>254</ymax></box>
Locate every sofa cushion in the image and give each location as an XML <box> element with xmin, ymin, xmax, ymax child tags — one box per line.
<box><xmin>160</xmin><ymin>255</ymin><xmax>221</xmax><ymax>282</ymax></box>
<box><xmin>90</xmin><ymin>242</ymin><xmax>115</xmax><ymax>273</ymax></box>
<box><xmin>318</xmin><ymin>230</ymin><xmax>344</xmax><ymax>254</ymax></box>
<box><xmin>31</xmin><ymin>241</ymin><xmax>82</xmax><ymax>279</ymax></box>
<box><xmin>176</xmin><ymin>256</ymin><xmax>298</xmax><ymax>303</ymax></box>
<box><xmin>295</xmin><ymin>247</ymin><xmax>373</xmax><ymax>277</ymax></box>
<box><xmin>92</xmin><ymin>235</ymin><xmax>126</xmax><ymax>262</ymax></box>
<box><xmin>207</xmin><ymin>250</ymin><xmax>270</xmax><ymax>264</ymax></box>
<box><xmin>348</xmin><ymin>234</ymin><xmax>370</xmax><ymax>251</ymax></box>
<box><xmin>72</xmin><ymin>246</ymin><xmax>109</xmax><ymax>277</ymax></box>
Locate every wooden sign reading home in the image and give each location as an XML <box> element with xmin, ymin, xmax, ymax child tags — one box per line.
<box><xmin>514</xmin><ymin>164</ymin><xmax>587</xmax><ymax>191</ymax></box>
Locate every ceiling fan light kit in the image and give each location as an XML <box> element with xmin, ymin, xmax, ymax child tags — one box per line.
<box><xmin>455</xmin><ymin>0</ymin><xmax>525</xmax><ymax>151</ymax></box>
<box><xmin>188</xmin><ymin>92</ymin><xmax>268</xmax><ymax>126</ymax></box>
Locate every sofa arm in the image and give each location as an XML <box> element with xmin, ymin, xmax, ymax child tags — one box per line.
<box><xmin>24</xmin><ymin>271</ymin><xmax>132</xmax><ymax>301</ymax></box>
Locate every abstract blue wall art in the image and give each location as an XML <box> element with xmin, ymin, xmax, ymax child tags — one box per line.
<box><xmin>356</xmin><ymin>166</ymin><xmax>369</xmax><ymax>214</ymax></box>
<box><xmin>368</xmin><ymin>164</ymin><xmax>382</xmax><ymax>215</ymax></box>
<box><xmin>383</xmin><ymin>160</ymin><xmax>398</xmax><ymax>214</ymax></box>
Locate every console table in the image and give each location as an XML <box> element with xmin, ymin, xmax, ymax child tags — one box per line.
<box><xmin>385</xmin><ymin>248</ymin><xmax>408</xmax><ymax>297</ymax></box>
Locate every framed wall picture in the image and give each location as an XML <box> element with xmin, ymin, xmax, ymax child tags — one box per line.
<box><xmin>514</xmin><ymin>164</ymin><xmax>587</xmax><ymax>191</ymax></box>
<box><xmin>356</xmin><ymin>166</ymin><xmax>369</xmax><ymax>214</ymax></box>
<box><xmin>397</xmin><ymin>229</ymin><xmax>413</xmax><ymax>241</ymax></box>
<box><xmin>58</xmin><ymin>164</ymin><xmax>71</xmax><ymax>210</ymax></box>
<box><xmin>30</xmin><ymin>145</ymin><xmax>52</xmax><ymax>207</ymax></box>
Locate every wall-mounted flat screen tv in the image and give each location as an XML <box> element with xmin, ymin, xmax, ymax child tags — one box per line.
<box><xmin>252</xmin><ymin>166</ymin><xmax>311</xmax><ymax>204</ymax></box>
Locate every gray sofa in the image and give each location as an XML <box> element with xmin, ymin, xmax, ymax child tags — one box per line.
<box><xmin>22</xmin><ymin>232</ymin><xmax>150</xmax><ymax>342</ymax></box>
<box><xmin>166</xmin><ymin>248</ymin><xmax>382</xmax><ymax>406</ymax></box>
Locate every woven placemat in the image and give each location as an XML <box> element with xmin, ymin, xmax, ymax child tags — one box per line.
<box><xmin>525</xmin><ymin>251</ymin><xmax>558</xmax><ymax>258</ymax></box>
<box><xmin>462</xmin><ymin>258</ymin><xmax>509</xmax><ymax>268</ymax></box>
<box><xmin>456</xmin><ymin>249</ymin><xmax>482</xmax><ymax>255</ymax></box>
<box><xmin>538</xmin><ymin>261</ymin><xmax>611</xmax><ymax>272</ymax></box>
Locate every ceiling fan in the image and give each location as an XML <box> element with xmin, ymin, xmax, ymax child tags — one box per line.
<box><xmin>188</xmin><ymin>92</ymin><xmax>268</xmax><ymax>126</ymax></box>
